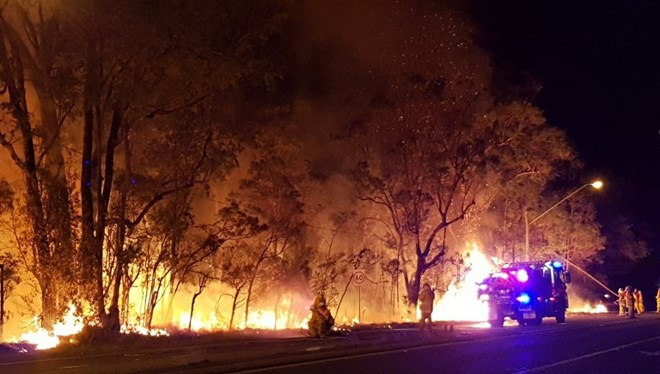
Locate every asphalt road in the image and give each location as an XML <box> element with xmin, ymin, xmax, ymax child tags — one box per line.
<box><xmin>2</xmin><ymin>313</ymin><xmax>659</xmax><ymax>374</ymax></box>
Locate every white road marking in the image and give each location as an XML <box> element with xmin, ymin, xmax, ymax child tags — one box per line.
<box><xmin>230</xmin><ymin>330</ymin><xmax>564</xmax><ymax>373</ymax></box>
<box><xmin>59</xmin><ymin>364</ymin><xmax>91</xmax><ymax>369</ymax></box>
<box><xmin>232</xmin><ymin>320</ymin><xmax>651</xmax><ymax>373</ymax></box>
<box><xmin>513</xmin><ymin>335</ymin><xmax>660</xmax><ymax>373</ymax></box>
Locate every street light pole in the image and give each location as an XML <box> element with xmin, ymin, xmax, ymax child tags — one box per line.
<box><xmin>524</xmin><ymin>180</ymin><xmax>603</xmax><ymax>261</ymax></box>
<box><xmin>0</xmin><ymin>264</ymin><xmax>4</xmax><ymax>341</ymax></box>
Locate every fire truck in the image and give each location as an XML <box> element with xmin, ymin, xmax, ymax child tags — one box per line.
<box><xmin>477</xmin><ymin>260</ymin><xmax>571</xmax><ymax>327</ymax></box>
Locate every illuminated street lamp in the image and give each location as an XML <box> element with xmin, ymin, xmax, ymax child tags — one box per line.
<box><xmin>524</xmin><ymin>180</ymin><xmax>603</xmax><ymax>261</ymax></box>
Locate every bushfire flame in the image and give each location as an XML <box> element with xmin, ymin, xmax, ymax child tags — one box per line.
<box><xmin>9</xmin><ymin>303</ymin><xmax>169</xmax><ymax>350</ymax></box>
<box><xmin>432</xmin><ymin>242</ymin><xmax>495</xmax><ymax>322</ymax></box>
<box><xmin>16</xmin><ymin>304</ymin><xmax>85</xmax><ymax>350</ymax></box>
<box><xmin>12</xmin><ymin>243</ymin><xmax>614</xmax><ymax>349</ymax></box>
<box><xmin>570</xmin><ymin>303</ymin><xmax>608</xmax><ymax>314</ymax></box>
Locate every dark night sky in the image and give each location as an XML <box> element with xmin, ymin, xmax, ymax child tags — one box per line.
<box><xmin>475</xmin><ymin>1</ymin><xmax>660</xmax><ymax>255</ymax></box>
<box><xmin>294</xmin><ymin>0</ymin><xmax>658</xmax><ymax>286</ymax></box>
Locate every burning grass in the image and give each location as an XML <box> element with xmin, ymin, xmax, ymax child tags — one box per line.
<box><xmin>26</xmin><ymin>327</ymin><xmax>310</xmax><ymax>356</ymax></box>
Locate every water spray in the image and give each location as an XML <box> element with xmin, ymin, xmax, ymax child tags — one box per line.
<box><xmin>563</xmin><ymin>258</ymin><xmax>618</xmax><ymax>297</ymax></box>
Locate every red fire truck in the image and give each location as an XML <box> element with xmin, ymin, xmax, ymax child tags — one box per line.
<box><xmin>477</xmin><ymin>260</ymin><xmax>571</xmax><ymax>327</ymax></box>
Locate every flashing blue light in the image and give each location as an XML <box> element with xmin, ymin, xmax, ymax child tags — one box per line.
<box><xmin>552</xmin><ymin>261</ymin><xmax>563</xmax><ymax>269</ymax></box>
<box><xmin>516</xmin><ymin>293</ymin><xmax>531</xmax><ymax>304</ymax></box>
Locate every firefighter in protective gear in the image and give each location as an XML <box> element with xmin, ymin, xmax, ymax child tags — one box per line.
<box><xmin>418</xmin><ymin>283</ymin><xmax>435</xmax><ymax>332</ymax></box>
<box><xmin>624</xmin><ymin>286</ymin><xmax>636</xmax><ymax>319</ymax></box>
<box><xmin>656</xmin><ymin>288</ymin><xmax>660</xmax><ymax>313</ymax></box>
<box><xmin>633</xmin><ymin>289</ymin><xmax>645</xmax><ymax>314</ymax></box>
<box><xmin>617</xmin><ymin>288</ymin><xmax>625</xmax><ymax>316</ymax></box>
<box><xmin>308</xmin><ymin>294</ymin><xmax>334</xmax><ymax>338</ymax></box>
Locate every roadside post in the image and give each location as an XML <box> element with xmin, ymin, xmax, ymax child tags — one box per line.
<box><xmin>353</xmin><ymin>270</ymin><xmax>365</xmax><ymax>323</ymax></box>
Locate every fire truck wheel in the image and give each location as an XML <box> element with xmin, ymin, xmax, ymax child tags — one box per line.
<box><xmin>556</xmin><ymin>310</ymin><xmax>566</xmax><ymax>323</ymax></box>
<box><xmin>488</xmin><ymin>314</ymin><xmax>504</xmax><ymax>328</ymax></box>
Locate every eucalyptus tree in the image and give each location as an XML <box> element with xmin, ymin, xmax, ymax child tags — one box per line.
<box><xmin>0</xmin><ymin>1</ymin><xmax>78</xmax><ymax>326</ymax></box>
<box><xmin>228</xmin><ymin>127</ymin><xmax>308</xmax><ymax>327</ymax></box>
<box><xmin>471</xmin><ymin>101</ymin><xmax>578</xmax><ymax>261</ymax></box>
<box><xmin>349</xmin><ymin>37</ymin><xmax>495</xmax><ymax>310</ymax></box>
<box><xmin>65</xmin><ymin>0</ymin><xmax>292</xmax><ymax>331</ymax></box>
<box><xmin>0</xmin><ymin>0</ymin><xmax>292</xmax><ymax>330</ymax></box>
<box><xmin>535</xmin><ymin>192</ymin><xmax>605</xmax><ymax>264</ymax></box>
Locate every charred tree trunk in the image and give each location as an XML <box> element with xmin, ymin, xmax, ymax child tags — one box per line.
<box><xmin>244</xmin><ymin>272</ymin><xmax>258</xmax><ymax>327</ymax></box>
<box><xmin>188</xmin><ymin>275</ymin><xmax>208</xmax><ymax>331</ymax></box>
<box><xmin>33</xmin><ymin>83</ymin><xmax>75</xmax><ymax>315</ymax></box>
<box><xmin>107</xmin><ymin>189</ymin><xmax>126</xmax><ymax>334</ymax></box>
<box><xmin>80</xmin><ymin>32</ymin><xmax>103</xmax><ymax>318</ymax></box>
<box><xmin>229</xmin><ymin>288</ymin><xmax>242</xmax><ymax>330</ymax></box>
<box><xmin>0</xmin><ymin>22</ymin><xmax>57</xmax><ymax>327</ymax></box>
<box><xmin>166</xmin><ymin>238</ymin><xmax>180</xmax><ymax>325</ymax></box>
<box><xmin>107</xmin><ymin>120</ymin><xmax>130</xmax><ymax>333</ymax></box>
<box><xmin>188</xmin><ymin>293</ymin><xmax>199</xmax><ymax>331</ymax></box>
<box><xmin>146</xmin><ymin>291</ymin><xmax>158</xmax><ymax>329</ymax></box>
<box><xmin>243</xmin><ymin>248</ymin><xmax>267</xmax><ymax>327</ymax></box>
<box><xmin>408</xmin><ymin>260</ymin><xmax>424</xmax><ymax>307</ymax></box>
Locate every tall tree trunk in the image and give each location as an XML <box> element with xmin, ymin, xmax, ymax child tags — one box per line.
<box><xmin>244</xmin><ymin>273</ymin><xmax>257</xmax><ymax>327</ymax></box>
<box><xmin>107</xmin><ymin>191</ymin><xmax>125</xmax><ymax>334</ymax></box>
<box><xmin>229</xmin><ymin>288</ymin><xmax>241</xmax><ymax>330</ymax></box>
<box><xmin>107</xmin><ymin>125</ymin><xmax>130</xmax><ymax>333</ymax></box>
<box><xmin>188</xmin><ymin>274</ymin><xmax>208</xmax><ymax>331</ymax></box>
<box><xmin>166</xmin><ymin>238</ymin><xmax>179</xmax><ymax>325</ymax></box>
<box><xmin>243</xmin><ymin>250</ymin><xmax>267</xmax><ymax>326</ymax></box>
<box><xmin>407</xmin><ymin>258</ymin><xmax>425</xmax><ymax>308</ymax></box>
<box><xmin>188</xmin><ymin>293</ymin><xmax>199</xmax><ymax>331</ymax></box>
<box><xmin>33</xmin><ymin>82</ymin><xmax>74</xmax><ymax>315</ymax></box>
<box><xmin>120</xmin><ymin>279</ymin><xmax>131</xmax><ymax>326</ymax></box>
<box><xmin>38</xmin><ymin>273</ymin><xmax>57</xmax><ymax>329</ymax></box>
<box><xmin>0</xmin><ymin>22</ymin><xmax>57</xmax><ymax>327</ymax></box>
<box><xmin>80</xmin><ymin>32</ymin><xmax>102</xmax><ymax>316</ymax></box>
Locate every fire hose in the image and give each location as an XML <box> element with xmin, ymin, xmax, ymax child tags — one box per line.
<box><xmin>563</xmin><ymin>258</ymin><xmax>618</xmax><ymax>297</ymax></box>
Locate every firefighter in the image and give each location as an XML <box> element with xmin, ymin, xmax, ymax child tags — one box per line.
<box><xmin>656</xmin><ymin>288</ymin><xmax>660</xmax><ymax>313</ymax></box>
<box><xmin>308</xmin><ymin>294</ymin><xmax>334</xmax><ymax>338</ymax></box>
<box><xmin>418</xmin><ymin>283</ymin><xmax>435</xmax><ymax>332</ymax></box>
<box><xmin>617</xmin><ymin>288</ymin><xmax>625</xmax><ymax>316</ymax></box>
<box><xmin>633</xmin><ymin>288</ymin><xmax>645</xmax><ymax>315</ymax></box>
<box><xmin>624</xmin><ymin>286</ymin><xmax>636</xmax><ymax>319</ymax></box>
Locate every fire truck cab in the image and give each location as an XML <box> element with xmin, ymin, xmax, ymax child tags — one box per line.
<box><xmin>477</xmin><ymin>260</ymin><xmax>571</xmax><ymax>327</ymax></box>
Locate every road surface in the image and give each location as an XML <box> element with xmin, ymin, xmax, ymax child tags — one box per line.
<box><xmin>1</xmin><ymin>313</ymin><xmax>659</xmax><ymax>373</ymax></box>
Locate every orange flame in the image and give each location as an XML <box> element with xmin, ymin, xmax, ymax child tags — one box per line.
<box><xmin>570</xmin><ymin>302</ymin><xmax>608</xmax><ymax>314</ymax></box>
<box><xmin>15</xmin><ymin>304</ymin><xmax>85</xmax><ymax>350</ymax></box>
<box><xmin>9</xmin><ymin>303</ymin><xmax>171</xmax><ymax>350</ymax></box>
<box><xmin>432</xmin><ymin>242</ymin><xmax>495</xmax><ymax>322</ymax></box>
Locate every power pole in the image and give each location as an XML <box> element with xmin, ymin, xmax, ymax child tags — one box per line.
<box><xmin>0</xmin><ymin>264</ymin><xmax>4</xmax><ymax>340</ymax></box>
